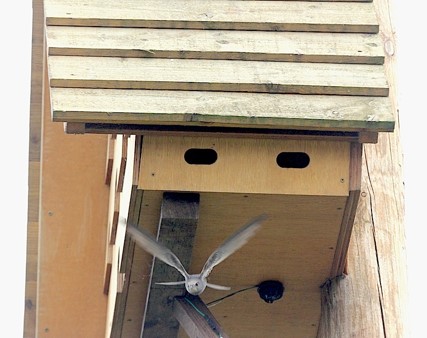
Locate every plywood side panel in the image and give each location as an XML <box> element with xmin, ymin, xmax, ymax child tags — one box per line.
<box><xmin>48</xmin><ymin>56</ymin><xmax>389</xmax><ymax>96</ymax></box>
<box><xmin>50</xmin><ymin>88</ymin><xmax>394</xmax><ymax>132</ymax></box>
<box><xmin>44</xmin><ymin>0</ymin><xmax>378</xmax><ymax>33</ymax></box>
<box><xmin>46</xmin><ymin>26</ymin><xmax>384</xmax><ymax>65</ymax></box>
<box><xmin>139</xmin><ymin>136</ymin><xmax>350</xmax><ymax>196</ymax></box>
<box><xmin>37</xmin><ymin>81</ymin><xmax>110</xmax><ymax>336</ymax></box>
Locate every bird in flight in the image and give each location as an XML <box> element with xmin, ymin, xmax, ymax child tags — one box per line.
<box><xmin>126</xmin><ymin>213</ymin><xmax>267</xmax><ymax>295</ymax></box>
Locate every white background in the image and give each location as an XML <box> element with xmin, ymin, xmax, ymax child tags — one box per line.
<box><xmin>0</xmin><ymin>1</ymin><xmax>424</xmax><ymax>337</ymax></box>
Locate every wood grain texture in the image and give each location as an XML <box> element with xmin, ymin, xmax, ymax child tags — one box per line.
<box><xmin>44</xmin><ymin>0</ymin><xmax>378</xmax><ymax>33</ymax></box>
<box><xmin>37</xmin><ymin>85</ymin><xmax>110</xmax><ymax>337</ymax></box>
<box><xmin>48</xmin><ymin>56</ymin><xmax>389</xmax><ymax>96</ymax></box>
<box><xmin>138</xmin><ymin>136</ymin><xmax>350</xmax><ymax>196</ymax></box>
<box><xmin>174</xmin><ymin>295</ymin><xmax>229</xmax><ymax>338</ymax></box>
<box><xmin>24</xmin><ymin>0</ymin><xmax>44</xmax><ymax>335</ymax></box>
<box><xmin>318</xmin><ymin>0</ymin><xmax>407</xmax><ymax>336</ymax></box>
<box><xmin>105</xmin><ymin>135</ymin><xmax>136</xmax><ymax>337</ymax></box>
<box><xmin>141</xmin><ymin>193</ymin><xmax>200</xmax><ymax>337</ymax></box>
<box><xmin>50</xmin><ymin>88</ymin><xmax>394</xmax><ymax>132</ymax></box>
<box><xmin>135</xmin><ymin>191</ymin><xmax>347</xmax><ymax>337</ymax></box>
<box><xmin>46</xmin><ymin>26</ymin><xmax>384</xmax><ymax>64</ymax></box>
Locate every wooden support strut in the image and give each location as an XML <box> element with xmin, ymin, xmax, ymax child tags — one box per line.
<box><xmin>141</xmin><ymin>192</ymin><xmax>200</xmax><ymax>338</ymax></box>
<box><xmin>174</xmin><ymin>295</ymin><xmax>229</xmax><ymax>338</ymax></box>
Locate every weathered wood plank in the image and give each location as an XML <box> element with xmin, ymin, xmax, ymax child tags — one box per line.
<box><xmin>50</xmin><ymin>88</ymin><xmax>394</xmax><ymax>132</ymax></box>
<box><xmin>141</xmin><ymin>192</ymin><xmax>200</xmax><ymax>338</ymax></box>
<box><xmin>48</xmin><ymin>56</ymin><xmax>389</xmax><ymax>96</ymax></box>
<box><xmin>318</xmin><ymin>0</ymin><xmax>407</xmax><ymax>336</ymax></box>
<box><xmin>24</xmin><ymin>1</ymin><xmax>44</xmax><ymax>336</ymax></box>
<box><xmin>44</xmin><ymin>0</ymin><xmax>378</xmax><ymax>33</ymax></box>
<box><xmin>46</xmin><ymin>26</ymin><xmax>384</xmax><ymax>65</ymax></box>
<box><xmin>174</xmin><ymin>295</ymin><xmax>229</xmax><ymax>338</ymax></box>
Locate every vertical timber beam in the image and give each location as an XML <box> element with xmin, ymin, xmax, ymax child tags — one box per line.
<box><xmin>318</xmin><ymin>0</ymin><xmax>406</xmax><ymax>337</ymax></box>
<box><xmin>24</xmin><ymin>0</ymin><xmax>44</xmax><ymax>336</ymax></box>
<box><xmin>141</xmin><ymin>192</ymin><xmax>200</xmax><ymax>337</ymax></box>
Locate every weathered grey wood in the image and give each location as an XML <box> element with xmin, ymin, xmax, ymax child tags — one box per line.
<box><xmin>44</xmin><ymin>0</ymin><xmax>379</xmax><ymax>33</ymax></box>
<box><xmin>142</xmin><ymin>192</ymin><xmax>200</xmax><ymax>338</ymax></box>
<box><xmin>48</xmin><ymin>56</ymin><xmax>389</xmax><ymax>96</ymax></box>
<box><xmin>50</xmin><ymin>88</ymin><xmax>394</xmax><ymax>133</ymax></box>
<box><xmin>174</xmin><ymin>295</ymin><xmax>229</xmax><ymax>338</ymax></box>
<box><xmin>46</xmin><ymin>26</ymin><xmax>385</xmax><ymax>65</ymax></box>
<box><xmin>318</xmin><ymin>0</ymin><xmax>407</xmax><ymax>336</ymax></box>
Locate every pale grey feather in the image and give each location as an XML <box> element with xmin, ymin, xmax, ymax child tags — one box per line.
<box><xmin>200</xmin><ymin>213</ymin><xmax>267</xmax><ymax>279</ymax></box>
<box><xmin>126</xmin><ymin>214</ymin><xmax>267</xmax><ymax>295</ymax></box>
<box><xmin>126</xmin><ymin>225</ymin><xmax>189</xmax><ymax>279</ymax></box>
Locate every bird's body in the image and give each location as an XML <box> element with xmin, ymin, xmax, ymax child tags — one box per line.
<box><xmin>126</xmin><ymin>214</ymin><xmax>267</xmax><ymax>295</ymax></box>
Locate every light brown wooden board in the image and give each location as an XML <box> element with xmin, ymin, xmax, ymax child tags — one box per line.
<box><xmin>48</xmin><ymin>56</ymin><xmax>389</xmax><ymax>96</ymax></box>
<box><xmin>136</xmin><ymin>191</ymin><xmax>347</xmax><ymax>338</ymax></box>
<box><xmin>50</xmin><ymin>88</ymin><xmax>394</xmax><ymax>132</ymax></box>
<box><xmin>138</xmin><ymin>136</ymin><xmax>350</xmax><ymax>196</ymax></box>
<box><xmin>46</xmin><ymin>26</ymin><xmax>384</xmax><ymax>65</ymax></box>
<box><xmin>44</xmin><ymin>0</ymin><xmax>378</xmax><ymax>33</ymax></box>
<box><xmin>37</xmin><ymin>87</ymin><xmax>110</xmax><ymax>337</ymax></box>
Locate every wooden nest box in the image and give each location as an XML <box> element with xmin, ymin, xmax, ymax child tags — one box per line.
<box><xmin>39</xmin><ymin>0</ymin><xmax>395</xmax><ymax>337</ymax></box>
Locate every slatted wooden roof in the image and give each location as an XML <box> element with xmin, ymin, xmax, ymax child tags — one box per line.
<box><xmin>44</xmin><ymin>0</ymin><xmax>394</xmax><ymax>138</ymax></box>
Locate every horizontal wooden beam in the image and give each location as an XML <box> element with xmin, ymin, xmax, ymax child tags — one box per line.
<box><xmin>45</xmin><ymin>0</ymin><xmax>378</xmax><ymax>33</ymax></box>
<box><xmin>64</xmin><ymin>122</ymin><xmax>380</xmax><ymax>144</ymax></box>
<box><xmin>46</xmin><ymin>26</ymin><xmax>384</xmax><ymax>65</ymax></box>
<box><xmin>52</xmin><ymin>88</ymin><xmax>394</xmax><ymax>133</ymax></box>
<box><xmin>48</xmin><ymin>56</ymin><xmax>389</xmax><ymax>96</ymax></box>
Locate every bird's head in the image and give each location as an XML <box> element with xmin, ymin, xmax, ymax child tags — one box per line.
<box><xmin>185</xmin><ymin>275</ymin><xmax>207</xmax><ymax>295</ymax></box>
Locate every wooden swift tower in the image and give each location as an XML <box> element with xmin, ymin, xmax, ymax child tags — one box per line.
<box><xmin>25</xmin><ymin>0</ymin><xmax>406</xmax><ymax>337</ymax></box>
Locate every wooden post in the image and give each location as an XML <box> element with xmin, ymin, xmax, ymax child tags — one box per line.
<box><xmin>317</xmin><ymin>0</ymin><xmax>407</xmax><ymax>336</ymax></box>
<box><xmin>141</xmin><ymin>192</ymin><xmax>200</xmax><ymax>337</ymax></box>
<box><xmin>174</xmin><ymin>295</ymin><xmax>229</xmax><ymax>338</ymax></box>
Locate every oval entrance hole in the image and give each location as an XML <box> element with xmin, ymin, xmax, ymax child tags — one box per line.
<box><xmin>276</xmin><ymin>152</ymin><xmax>310</xmax><ymax>169</ymax></box>
<box><xmin>184</xmin><ymin>148</ymin><xmax>218</xmax><ymax>165</ymax></box>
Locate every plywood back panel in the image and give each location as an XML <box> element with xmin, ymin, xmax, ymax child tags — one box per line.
<box><xmin>139</xmin><ymin>136</ymin><xmax>350</xmax><ymax>196</ymax></box>
<box><xmin>134</xmin><ymin>191</ymin><xmax>347</xmax><ymax>337</ymax></box>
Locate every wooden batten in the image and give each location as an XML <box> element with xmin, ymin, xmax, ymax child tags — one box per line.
<box><xmin>47</xmin><ymin>26</ymin><xmax>385</xmax><ymax>64</ymax></box>
<box><xmin>48</xmin><ymin>56</ymin><xmax>389</xmax><ymax>96</ymax></box>
<box><xmin>45</xmin><ymin>0</ymin><xmax>378</xmax><ymax>33</ymax></box>
<box><xmin>52</xmin><ymin>89</ymin><xmax>393</xmax><ymax>134</ymax></box>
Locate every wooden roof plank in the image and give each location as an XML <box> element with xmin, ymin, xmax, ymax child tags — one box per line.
<box><xmin>50</xmin><ymin>88</ymin><xmax>394</xmax><ymax>132</ymax></box>
<box><xmin>44</xmin><ymin>0</ymin><xmax>378</xmax><ymax>33</ymax></box>
<box><xmin>46</xmin><ymin>26</ymin><xmax>384</xmax><ymax>65</ymax></box>
<box><xmin>48</xmin><ymin>56</ymin><xmax>389</xmax><ymax>96</ymax></box>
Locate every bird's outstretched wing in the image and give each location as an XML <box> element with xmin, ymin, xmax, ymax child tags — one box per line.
<box><xmin>200</xmin><ymin>214</ymin><xmax>268</xmax><ymax>279</ymax></box>
<box><xmin>127</xmin><ymin>225</ymin><xmax>189</xmax><ymax>279</ymax></box>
